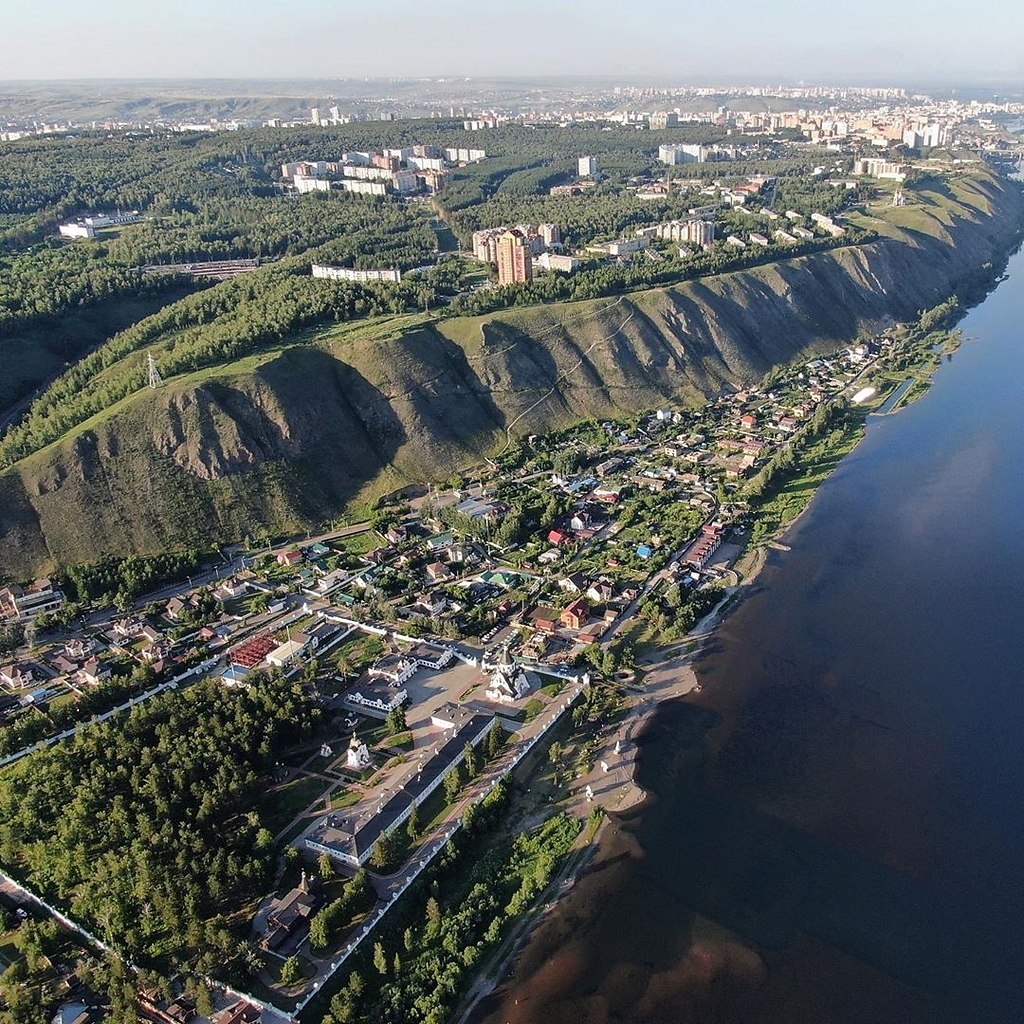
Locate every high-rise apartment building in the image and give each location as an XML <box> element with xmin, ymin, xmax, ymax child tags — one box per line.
<box><xmin>539</xmin><ymin>223</ymin><xmax>561</xmax><ymax>247</ymax></box>
<box><xmin>496</xmin><ymin>230</ymin><xmax>533</xmax><ymax>286</ymax></box>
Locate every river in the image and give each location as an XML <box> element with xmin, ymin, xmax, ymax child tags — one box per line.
<box><xmin>471</xmin><ymin>237</ymin><xmax>1024</xmax><ymax>1023</ymax></box>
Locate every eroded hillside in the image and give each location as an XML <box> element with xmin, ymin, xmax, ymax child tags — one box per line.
<box><xmin>1</xmin><ymin>170</ymin><xmax>1021</xmax><ymax>575</ymax></box>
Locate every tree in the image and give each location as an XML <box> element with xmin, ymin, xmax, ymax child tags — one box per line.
<box><xmin>548</xmin><ymin>740</ymin><xmax>564</xmax><ymax>786</ymax></box>
<box><xmin>318</xmin><ymin>852</ymin><xmax>335</xmax><ymax>880</ymax></box>
<box><xmin>279</xmin><ymin>955</ymin><xmax>302</xmax><ymax>987</ymax></box>
<box><xmin>385</xmin><ymin>704</ymin><xmax>407</xmax><ymax>735</ymax></box>
<box><xmin>486</xmin><ymin>722</ymin><xmax>504</xmax><ymax>759</ymax></box>
<box><xmin>373</xmin><ymin>941</ymin><xmax>388</xmax><ymax>976</ymax></box>
<box><xmin>195</xmin><ymin>981</ymin><xmax>215</xmax><ymax>1018</ymax></box>
<box><xmin>463</xmin><ymin>741</ymin><xmax>479</xmax><ymax>779</ymax></box>
<box><xmin>443</xmin><ymin>765</ymin><xmax>462</xmax><ymax>804</ymax></box>
<box><xmin>425</xmin><ymin>896</ymin><xmax>442</xmax><ymax>940</ymax></box>
<box><xmin>406</xmin><ymin>803</ymin><xmax>421</xmax><ymax>843</ymax></box>
<box><xmin>370</xmin><ymin>830</ymin><xmax>399</xmax><ymax>873</ymax></box>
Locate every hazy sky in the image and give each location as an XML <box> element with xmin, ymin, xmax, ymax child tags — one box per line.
<box><xmin>4</xmin><ymin>0</ymin><xmax>1022</xmax><ymax>84</ymax></box>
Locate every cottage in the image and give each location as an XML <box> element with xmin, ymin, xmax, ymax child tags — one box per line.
<box><xmin>425</xmin><ymin>561</ymin><xmax>453</xmax><ymax>583</ymax></box>
<box><xmin>560</xmin><ymin>598</ymin><xmax>590</xmax><ymax>631</ymax></box>
<box><xmin>260</xmin><ymin>870</ymin><xmax>321</xmax><ymax>951</ymax></box>
<box><xmin>557</xmin><ymin>573</ymin><xmax>587</xmax><ymax>595</ymax></box>
<box><xmin>79</xmin><ymin>657</ymin><xmax>111</xmax><ymax>686</ymax></box>
<box><xmin>211</xmin><ymin>1000</ymin><xmax>263</xmax><ymax>1024</ymax></box>
<box><xmin>547</xmin><ymin>529</ymin><xmax>571</xmax><ymax>546</ymax></box>
<box><xmin>529</xmin><ymin>606</ymin><xmax>560</xmax><ymax>632</ymax></box>
<box><xmin>276</xmin><ymin>549</ymin><xmax>303</xmax><ymax>567</ymax></box>
<box><xmin>0</xmin><ymin>663</ymin><xmax>34</xmax><ymax>689</ymax></box>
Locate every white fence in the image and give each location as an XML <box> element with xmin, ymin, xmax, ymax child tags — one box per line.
<box><xmin>0</xmin><ymin>657</ymin><xmax>219</xmax><ymax>769</ymax></box>
<box><xmin>290</xmin><ymin>682</ymin><xmax>586</xmax><ymax>1019</ymax></box>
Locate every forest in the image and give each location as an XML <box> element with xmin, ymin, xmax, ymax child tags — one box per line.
<box><xmin>0</xmin><ymin>676</ymin><xmax>319</xmax><ymax>971</ymax></box>
<box><xmin>0</xmin><ymin>118</ymin><xmax>854</xmax><ymax>472</ymax></box>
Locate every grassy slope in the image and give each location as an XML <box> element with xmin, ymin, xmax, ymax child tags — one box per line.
<box><xmin>0</xmin><ymin>283</ymin><xmax>199</xmax><ymax>418</ymax></box>
<box><xmin>0</xmin><ymin>169</ymin><xmax>1020</xmax><ymax>576</ymax></box>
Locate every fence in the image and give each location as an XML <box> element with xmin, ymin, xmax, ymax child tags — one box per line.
<box><xmin>290</xmin><ymin>681</ymin><xmax>586</xmax><ymax>1019</ymax></box>
<box><xmin>0</xmin><ymin>657</ymin><xmax>219</xmax><ymax>769</ymax></box>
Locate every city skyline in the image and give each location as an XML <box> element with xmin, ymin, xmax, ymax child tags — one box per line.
<box><xmin>4</xmin><ymin>0</ymin><xmax>1023</xmax><ymax>85</ymax></box>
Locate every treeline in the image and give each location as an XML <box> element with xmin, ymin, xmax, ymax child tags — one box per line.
<box><xmin>322</xmin><ymin>806</ymin><xmax>582</xmax><ymax>1024</ymax></box>
<box><xmin>447</xmin><ymin>229</ymin><xmax>869</xmax><ymax>318</ymax></box>
<box><xmin>0</xmin><ymin>264</ymin><xmax>440</xmax><ymax>469</ymax></box>
<box><xmin>0</xmin><ymin>676</ymin><xmax>319</xmax><ymax>969</ymax></box>
<box><xmin>0</xmin><ymin>243</ymin><xmax>183</xmax><ymax>328</ymax></box>
<box><xmin>744</xmin><ymin>399</ymin><xmax>848</xmax><ymax>500</ymax></box>
<box><xmin>60</xmin><ymin>548</ymin><xmax>207</xmax><ymax>606</ymax></box>
<box><xmin>107</xmin><ymin>193</ymin><xmax>438</xmax><ymax>269</ymax></box>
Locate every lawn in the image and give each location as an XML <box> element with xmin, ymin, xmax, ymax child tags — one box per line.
<box><xmin>261</xmin><ymin>774</ymin><xmax>332</xmax><ymax>834</ymax></box>
<box><xmin>330</xmin><ymin>788</ymin><xmax>361</xmax><ymax>811</ymax></box>
<box><xmin>749</xmin><ymin>416</ymin><xmax>866</xmax><ymax>546</ymax></box>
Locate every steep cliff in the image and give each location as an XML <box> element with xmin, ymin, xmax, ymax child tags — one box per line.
<box><xmin>1</xmin><ymin>170</ymin><xmax>1021</xmax><ymax>576</ymax></box>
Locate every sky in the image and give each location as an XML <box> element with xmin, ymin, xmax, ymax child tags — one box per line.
<box><xmin>3</xmin><ymin>0</ymin><xmax>1022</xmax><ymax>85</ymax></box>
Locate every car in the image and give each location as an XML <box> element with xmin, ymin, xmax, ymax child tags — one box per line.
<box><xmin>15</xmin><ymin>908</ymin><xmax>28</xmax><ymax>919</ymax></box>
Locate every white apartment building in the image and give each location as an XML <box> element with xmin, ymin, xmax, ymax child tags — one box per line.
<box><xmin>312</xmin><ymin>264</ymin><xmax>402</xmax><ymax>284</ymax></box>
<box><xmin>658</xmin><ymin>143</ymin><xmax>710</xmax><ymax>165</ymax></box>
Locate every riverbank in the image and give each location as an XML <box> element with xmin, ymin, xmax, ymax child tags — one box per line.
<box><xmin>457</xmin><ymin>309</ymin><xmax>989</xmax><ymax>1023</ymax></box>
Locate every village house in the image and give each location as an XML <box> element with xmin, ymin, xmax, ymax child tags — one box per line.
<box><xmin>260</xmin><ymin>869</ymin><xmax>322</xmax><ymax>951</ymax></box>
<box><xmin>211</xmin><ymin>999</ymin><xmax>263</xmax><ymax>1024</ymax></box>
<box><xmin>529</xmin><ymin>606</ymin><xmax>560</xmax><ymax>632</ymax></box>
<box><xmin>0</xmin><ymin>663</ymin><xmax>35</xmax><ymax>689</ymax></box>
<box><xmin>425</xmin><ymin>561</ymin><xmax>453</xmax><ymax>583</ymax></box>
<box><xmin>415</xmin><ymin>591</ymin><xmax>447</xmax><ymax>617</ymax></box>
<box><xmin>560</xmin><ymin>598</ymin><xmax>590</xmax><ymax>631</ymax></box>
<box><xmin>386</xmin><ymin>524</ymin><xmax>408</xmax><ymax>545</ymax></box>
<box><xmin>569</xmin><ymin>511</ymin><xmax>592</xmax><ymax>532</ymax></box>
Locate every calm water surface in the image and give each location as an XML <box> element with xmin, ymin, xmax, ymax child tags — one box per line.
<box><xmin>474</xmin><ymin>241</ymin><xmax>1024</xmax><ymax>1024</ymax></box>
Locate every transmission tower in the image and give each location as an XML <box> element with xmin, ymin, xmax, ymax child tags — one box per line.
<box><xmin>146</xmin><ymin>353</ymin><xmax>163</xmax><ymax>389</ymax></box>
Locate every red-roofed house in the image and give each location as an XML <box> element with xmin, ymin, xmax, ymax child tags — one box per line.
<box><xmin>561</xmin><ymin>598</ymin><xmax>590</xmax><ymax>631</ymax></box>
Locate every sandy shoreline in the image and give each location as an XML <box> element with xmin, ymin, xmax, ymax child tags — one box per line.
<box><xmin>456</xmin><ymin>525</ymin><xmax>800</xmax><ymax>1021</ymax></box>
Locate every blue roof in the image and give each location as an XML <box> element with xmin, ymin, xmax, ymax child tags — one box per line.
<box><xmin>636</xmin><ymin>545</ymin><xmax>654</xmax><ymax>558</ymax></box>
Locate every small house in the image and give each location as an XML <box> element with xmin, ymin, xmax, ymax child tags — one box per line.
<box><xmin>561</xmin><ymin>598</ymin><xmax>590</xmax><ymax>631</ymax></box>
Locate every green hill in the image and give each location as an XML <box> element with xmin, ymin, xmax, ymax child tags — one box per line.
<box><xmin>1</xmin><ymin>169</ymin><xmax>1020</xmax><ymax>577</ymax></box>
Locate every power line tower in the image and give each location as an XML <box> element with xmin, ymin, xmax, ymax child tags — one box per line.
<box><xmin>146</xmin><ymin>353</ymin><xmax>163</xmax><ymax>390</ymax></box>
